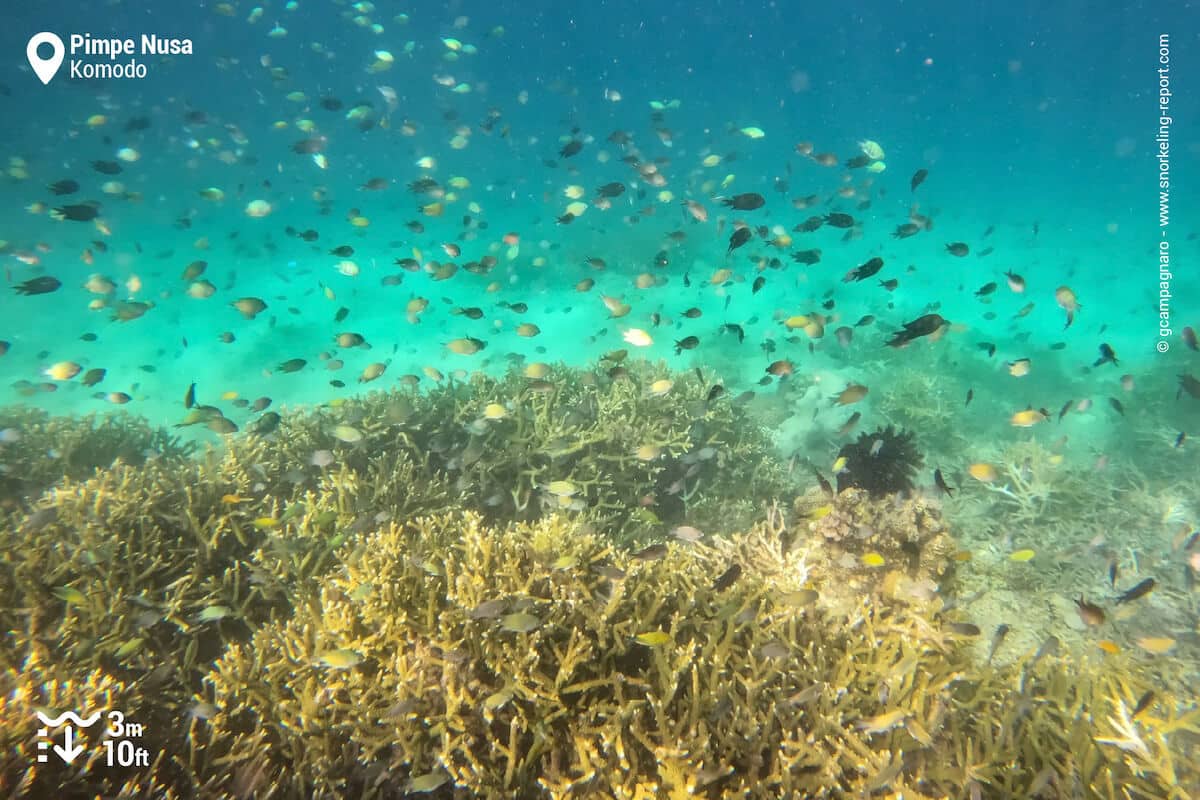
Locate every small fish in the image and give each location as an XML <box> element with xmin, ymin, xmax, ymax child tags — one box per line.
<box><xmin>711</xmin><ymin>563</ymin><xmax>742</xmax><ymax>591</ymax></box>
<box><xmin>857</xmin><ymin>708</ymin><xmax>908</xmax><ymax>735</ymax></box>
<box><xmin>861</xmin><ymin>552</ymin><xmax>886</xmax><ymax>568</ymax></box>
<box><xmin>1132</xmin><ymin>690</ymin><xmax>1155</xmax><ymax>718</ymax></box>
<box><xmin>1054</xmin><ymin>285</ymin><xmax>1081</xmax><ymax>329</ymax></box>
<box><xmin>910</xmin><ymin>168</ymin><xmax>928</xmax><ymax>192</ymax></box>
<box><xmin>314</xmin><ymin>648</ymin><xmax>363</xmax><ymax>669</ymax></box>
<box><xmin>1115</xmin><ymin>577</ymin><xmax>1155</xmax><ymax>604</ymax></box>
<box><xmin>634</xmin><ymin>631</ymin><xmax>672</xmax><ymax>646</ymax></box>
<box><xmin>1108</xmin><ymin>559</ymin><xmax>1119</xmax><ymax>587</ymax></box>
<box><xmin>1074</xmin><ymin>597</ymin><xmax>1106</xmax><ymax>626</ymax></box>
<box><xmin>1094</xmin><ymin>343</ymin><xmax>1118</xmax><ymax>367</ymax></box>
<box><xmin>632</xmin><ymin>543</ymin><xmax>668</xmax><ymax>562</ymax></box>
<box><xmin>985</xmin><ymin>624</ymin><xmax>1010</xmax><ymax>665</ymax></box>
<box><xmin>499</xmin><ymin>612</ymin><xmax>541</xmax><ymax>633</ymax></box>
<box><xmin>933</xmin><ymin>469</ymin><xmax>955</xmax><ymax>497</ymax></box>
<box><xmin>1108</xmin><ymin>397</ymin><xmax>1125</xmax><ymax>416</ymax></box>
<box><xmin>965</xmin><ymin>388</ymin><xmax>974</xmax><ymax>406</ymax></box>
<box><xmin>1004</xmin><ymin>271</ymin><xmax>1026</xmax><ymax>292</ymax></box>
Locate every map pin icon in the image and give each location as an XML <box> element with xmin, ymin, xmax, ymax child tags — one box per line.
<box><xmin>27</xmin><ymin>32</ymin><xmax>65</xmax><ymax>85</ymax></box>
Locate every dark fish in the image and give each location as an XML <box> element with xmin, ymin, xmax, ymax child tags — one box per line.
<box><xmin>1176</xmin><ymin>374</ymin><xmax>1200</xmax><ymax>400</ymax></box>
<box><xmin>632</xmin><ymin>543</ymin><xmax>668</xmax><ymax>562</ymax></box>
<box><xmin>1115</xmin><ymin>577</ymin><xmax>1155</xmax><ymax>604</ymax></box>
<box><xmin>791</xmin><ymin>249</ymin><xmax>821</xmax><ymax>265</ymax></box>
<box><xmin>596</xmin><ymin>182</ymin><xmax>625</xmax><ymax>197</ymax></box>
<box><xmin>885</xmin><ymin>314</ymin><xmax>946</xmax><ymax>348</ymax></box>
<box><xmin>910</xmin><ymin>168</ymin><xmax>928</xmax><ymax>192</ymax></box>
<box><xmin>1109</xmin><ymin>397</ymin><xmax>1125</xmax><ymax>416</ymax></box>
<box><xmin>711</xmin><ymin>563</ymin><xmax>742</xmax><ymax>591</ymax></box>
<box><xmin>1093</xmin><ymin>343</ymin><xmax>1118</xmax><ymax>367</ymax></box>
<box><xmin>706</xmin><ymin>384</ymin><xmax>725</xmax><ymax>402</ymax></box>
<box><xmin>727</xmin><ymin>227</ymin><xmax>752</xmax><ymax>254</ymax></box>
<box><xmin>1174</xmin><ymin>432</ymin><xmax>1186</xmax><ymax>448</ymax></box>
<box><xmin>854</xmin><ymin>315</ymin><xmax>875</xmax><ymax>327</ymax></box>
<box><xmin>1108</xmin><ymin>558</ymin><xmax>1119</xmax><ymax>588</ymax></box>
<box><xmin>47</xmin><ymin>179</ymin><xmax>79</xmax><ymax>195</ymax></box>
<box><xmin>823</xmin><ymin>212</ymin><xmax>855</xmax><ymax>228</ymax></box>
<box><xmin>1132</xmin><ymin>690</ymin><xmax>1155</xmax><ymax>718</ymax></box>
<box><xmin>965</xmin><ymin>389</ymin><xmax>974</xmax><ymax>406</ymax></box>
<box><xmin>977</xmin><ymin>342</ymin><xmax>996</xmax><ymax>357</ymax></box>
<box><xmin>843</xmin><ymin>257</ymin><xmax>883</xmax><ymax>283</ymax></box>
<box><xmin>334</xmin><ymin>306</ymin><xmax>350</xmax><ymax>323</ymax></box>
<box><xmin>985</xmin><ymin>623</ymin><xmax>1009</xmax><ymax>665</ymax></box>
<box><xmin>752</xmin><ymin>276</ymin><xmax>765</xmax><ymax>293</ymax></box>
<box><xmin>720</xmin><ymin>193</ymin><xmax>765</xmax><ymax>210</ymax></box>
<box><xmin>319</xmin><ymin>96</ymin><xmax>343</xmax><ymax>111</ymax></box>
<box><xmin>80</xmin><ymin>368</ymin><xmax>105</xmax><ymax>387</ymax></box>
<box><xmin>674</xmin><ymin>336</ymin><xmax>699</xmax><ymax>354</ymax></box>
<box><xmin>892</xmin><ymin>222</ymin><xmax>920</xmax><ymax>239</ymax></box>
<box><xmin>680</xmin><ymin>307</ymin><xmax>702</xmax><ymax>318</ymax></box>
<box><xmin>1182</xmin><ymin>326</ymin><xmax>1198</xmax><ymax>351</ymax></box>
<box><xmin>329</xmin><ymin>245</ymin><xmax>354</xmax><ymax>257</ymax></box>
<box><xmin>945</xmin><ymin>242</ymin><xmax>969</xmax><ymax>257</ymax></box>
<box><xmin>558</xmin><ymin>139</ymin><xmax>583</xmax><ymax>158</ymax></box>
<box><xmin>975</xmin><ymin>282</ymin><xmax>997</xmax><ymax>297</ymax></box>
<box><xmin>249</xmin><ymin>411</ymin><xmax>282</xmax><ymax>435</ymax></box>
<box><xmin>878</xmin><ymin>279</ymin><xmax>898</xmax><ymax>291</ymax></box>
<box><xmin>14</xmin><ymin>276</ymin><xmax>62</xmax><ymax>295</ymax></box>
<box><xmin>276</xmin><ymin>358</ymin><xmax>307</xmax><ymax>373</ymax></box>
<box><xmin>1058</xmin><ymin>400</ymin><xmax>1073</xmax><ymax>421</ymax></box>
<box><xmin>184</xmin><ymin>382</ymin><xmax>197</xmax><ymax>409</ymax></box>
<box><xmin>91</xmin><ymin>159</ymin><xmax>122</xmax><ymax>174</ymax></box>
<box><xmin>52</xmin><ymin>203</ymin><xmax>100</xmax><ymax>222</ymax></box>
<box><xmin>720</xmin><ymin>324</ymin><xmax>744</xmax><ymax>343</ymax></box>
<box><xmin>933</xmin><ymin>468</ymin><xmax>955</xmax><ymax>497</ymax></box>
<box><xmin>794</xmin><ymin>215</ymin><xmax>824</xmax><ymax>233</ymax></box>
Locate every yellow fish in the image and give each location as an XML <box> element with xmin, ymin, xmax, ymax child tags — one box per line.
<box><xmin>634</xmin><ymin>631</ymin><xmax>672</xmax><ymax>647</ymax></box>
<box><xmin>1136</xmin><ymin>636</ymin><xmax>1176</xmax><ymax>654</ymax></box>
<box><xmin>1010</xmin><ymin>408</ymin><xmax>1048</xmax><ymax>428</ymax></box>
<box><xmin>967</xmin><ymin>463</ymin><xmax>998</xmax><ymax>482</ymax></box>
<box><xmin>861</xmin><ymin>552</ymin><xmax>886</xmax><ymax>568</ymax></box>
<box><xmin>1009</xmin><ymin>549</ymin><xmax>1036</xmax><ymax>562</ymax></box>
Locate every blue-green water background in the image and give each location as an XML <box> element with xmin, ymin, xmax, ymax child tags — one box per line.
<box><xmin>0</xmin><ymin>0</ymin><xmax>1196</xmax><ymax>450</ymax></box>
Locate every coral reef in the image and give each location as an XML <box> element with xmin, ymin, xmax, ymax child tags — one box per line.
<box><xmin>194</xmin><ymin>510</ymin><xmax>1196</xmax><ymax>799</ymax></box>
<box><xmin>0</xmin><ymin>360</ymin><xmax>1196</xmax><ymax>799</ymax></box>
<box><xmin>795</xmin><ymin>485</ymin><xmax>956</xmax><ymax>587</ymax></box>
<box><xmin>0</xmin><ymin>407</ymin><xmax>194</xmax><ymax>507</ymax></box>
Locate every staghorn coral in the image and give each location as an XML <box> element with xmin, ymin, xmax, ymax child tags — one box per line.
<box><xmin>249</xmin><ymin>359</ymin><xmax>790</xmax><ymax>544</ymax></box>
<box><xmin>0</xmin><ymin>362</ymin><xmax>1197</xmax><ymax>799</ymax></box>
<box><xmin>0</xmin><ymin>436</ymin><xmax>456</xmax><ymax>799</ymax></box>
<box><xmin>195</xmin><ymin>510</ymin><xmax>1197</xmax><ymax>799</ymax></box>
<box><xmin>0</xmin><ymin>407</ymin><xmax>194</xmax><ymax>507</ymax></box>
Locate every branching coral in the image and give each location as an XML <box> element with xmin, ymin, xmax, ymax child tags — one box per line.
<box><xmin>0</xmin><ymin>407</ymin><xmax>194</xmax><ymax>506</ymax></box>
<box><xmin>194</xmin><ymin>511</ymin><xmax>1197</xmax><ymax>799</ymax></box>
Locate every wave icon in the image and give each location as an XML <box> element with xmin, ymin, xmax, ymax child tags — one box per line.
<box><xmin>36</xmin><ymin>711</ymin><xmax>102</xmax><ymax>728</ymax></box>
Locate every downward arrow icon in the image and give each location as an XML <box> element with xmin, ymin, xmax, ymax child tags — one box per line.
<box><xmin>54</xmin><ymin>725</ymin><xmax>85</xmax><ymax>764</ymax></box>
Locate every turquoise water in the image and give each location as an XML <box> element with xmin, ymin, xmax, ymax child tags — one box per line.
<box><xmin>1</xmin><ymin>1</ymin><xmax>1198</xmax><ymax>797</ymax></box>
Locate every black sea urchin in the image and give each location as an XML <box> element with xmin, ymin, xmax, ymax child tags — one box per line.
<box><xmin>836</xmin><ymin>425</ymin><xmax>923</xmax><ymax>497</ymax></box>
